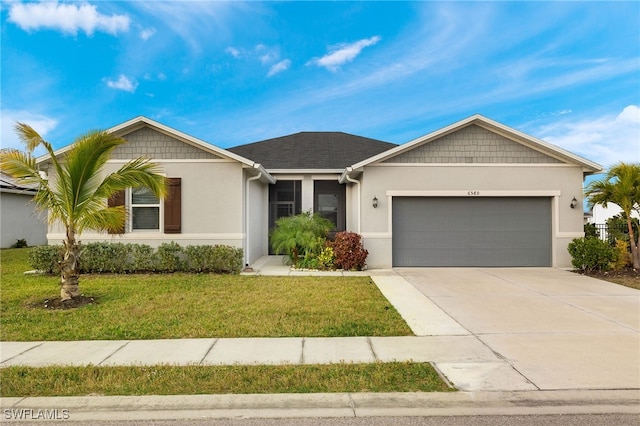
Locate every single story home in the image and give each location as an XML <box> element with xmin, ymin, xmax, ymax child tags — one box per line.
<box><xmin>38</xmin><ymin>114</ymin><xmax>602</xmax><ymax>268</ymax></box>
<box><xmin>1</xmin><ymin>172</ymin><xmax>48</xmax><ymax>248</ymax></box>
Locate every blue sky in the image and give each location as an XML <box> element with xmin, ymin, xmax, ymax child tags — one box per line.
<box><xmin>1</xmin><ymin>1</ymin><xmax>639</xmax><ymax>170</ymax></box>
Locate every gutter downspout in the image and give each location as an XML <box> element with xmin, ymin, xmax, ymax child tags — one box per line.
<box><xmin>343</xmin><ymin>167</ymin><xmax>361</xmax><ymax>234</ymax></box>
<box><xmin>245</xmin><ymin>167</ymin><xmax>263</xmax><ymax>269</ymax></box>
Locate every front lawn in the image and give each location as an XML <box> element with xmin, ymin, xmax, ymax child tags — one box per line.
<box><xmin>0</xmin><ymin>248</ymin><xmax>412</xmax><ymax>341</ymax></box>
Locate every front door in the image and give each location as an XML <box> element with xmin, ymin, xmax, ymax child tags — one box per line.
<box><xmin>314</xmin><ymin>180</ymin><xmax>346</xmax><ymax>234</ymax></box>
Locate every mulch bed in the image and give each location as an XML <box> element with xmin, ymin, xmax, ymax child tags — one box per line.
<box><xmin>28</xmin><ymin>295</ymin><xmax>98</xmax><ymax>310</ymax></box>
<box><xmin>576</xmin><ymin>267</ymin><xmax>639</xmax><ymax>280</ymax></box>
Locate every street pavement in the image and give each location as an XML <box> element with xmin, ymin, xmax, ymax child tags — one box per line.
<box><xmin>1</xmin><ymin>256</ymin><xmax>639</xmax><ymax>421</ymax></box>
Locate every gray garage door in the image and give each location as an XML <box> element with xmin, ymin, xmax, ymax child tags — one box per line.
<box><xmin>392</xmin><ymin>197</ymin><xmax>551</xmax><ymax>267</ymax></box>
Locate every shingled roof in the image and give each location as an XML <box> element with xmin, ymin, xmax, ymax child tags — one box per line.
<box><xmin>228</xmin><ymin>132</ymin><xmax>397</xmax><ymax>170</ymax></box>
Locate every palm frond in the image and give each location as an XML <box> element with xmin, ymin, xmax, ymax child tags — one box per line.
<box><xmin>96</xmin><ymin>158</ymin><xmax>167</xmax><ymax>200</ymax></box>
<box><xmin>14</xmin><ymin>123</ymin><xmax>46</xmax><ymax>153</ymax></box>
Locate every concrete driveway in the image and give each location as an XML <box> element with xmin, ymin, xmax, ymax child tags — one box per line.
<box><xmin>394</xmin><ymin>268</ymin><xmax>640</xmax><ymax>391</ymax></box>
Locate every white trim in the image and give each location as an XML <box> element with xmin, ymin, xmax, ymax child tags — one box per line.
<box><xmin>0</xmin><ymin>188</ymin><xmax>37</xmax><ymax>195</ymax></box>
<box><xmin>106</xmin><ymin>159</ymin><xmax>236</xmax><ymax>164</ymax></box>
<box><xmin>47</xmin><ymin>233</ymin><xmax>245</xmax><ymax>241</ymax></box>
<box><xmin>386</xmin><ymin>190</ymin><xmax>562</xmax><ymax>197</ymax></box>
<box><xmin>557</xmin><ymin>232</ymin><xmax>584</xmax><ymax>238</ymax></box>
<box><xmin>371</xmin><ymin>163</ymin><xmax>578</xmax><ymax>168</ymax></box>
<box><xmin>361</xmin><ymin>232</ymin><xmax>392</xmax><ymax>239</ymax></box>
<box><xmin>268</xmin><ymin>169</ymin><xmax>343</xmax><ymax>174</ymax></box>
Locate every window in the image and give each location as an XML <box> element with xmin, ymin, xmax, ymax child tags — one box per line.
<box><xmin>131</xmin><ymin>186</ymin><xmax>160</xmax><ymax>231</ymax></box>
<box><xmin>107</xmin><ymin>178</ymin><xmax>181</xmax><ymax>234</ymax></box>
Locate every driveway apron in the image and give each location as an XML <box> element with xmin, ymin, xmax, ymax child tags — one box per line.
<box><xmin>395</xmin><ymin>268</ymin><xmax>640</xmax><ymax>391</ymax></box>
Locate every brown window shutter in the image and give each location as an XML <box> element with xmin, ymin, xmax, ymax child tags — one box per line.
<box><xmin>108</xmin><ymin>190</ymin><xmax>126</xmax><ymax>234</ymax></box>
<box><xmin>164</xmin><ymin>178</ymin><xmax>181</xmax><ymax>234</ymax></box>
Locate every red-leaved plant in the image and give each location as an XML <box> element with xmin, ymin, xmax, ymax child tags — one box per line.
<box><xmin>330</xmin><ymin>231</ymin><xmax>368</xmax><ymax>271</ymax></box>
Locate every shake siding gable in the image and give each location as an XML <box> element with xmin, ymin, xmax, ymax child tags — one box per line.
<box><xmin>383</xmin><ymin>124</ymin><xmax>563</xmax><ymax>164</ymax></box>
<box><xmin>111</xmin><ymin>127</ymin><xmax>222</xmax><ymax>160</ymax></box>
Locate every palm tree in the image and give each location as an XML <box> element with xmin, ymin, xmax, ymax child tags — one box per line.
<box><xmin>0</xmin><ymin>123</ymin><xmax>167</xmax><ymax>301</ymax></box>
<box><xmin>586</xmin><ymin>162</ymin><xmax>640</xmax><ymax>269</ymax></box>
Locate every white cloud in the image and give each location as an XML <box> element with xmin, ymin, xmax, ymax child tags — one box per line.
<box><xmin>225</xmin><ymin>47</ymin><xmax>241</xmax><ymax>58</ymax></box>
<box><xmin>8</xmin><ymin>1</ymin><xmax>130</xmax><ymax>36</ymax></box>
<box><xmin>308</xmin><ymin>36</ymin><xmax>381</xmax><ymax>72</ymax></box>
<box><xmin>537</xmin><ymin>105</ymin><xmax>640</xmax><ymax>168</ymax></box>
<box><xmin>105</xmin><ymin>75</ymin><xmax>138</xmax><ymax>92</ymax></box>
<box><xmin>267</xmin><ymin>60</ymin><xmax>291</xmax><ymax>77</ymax></box>
<box><xmin>1</xmin><ymin>110</ymin><xmax>58</xmax><ymax>156</ymax></box>
<box><xmin>140</xmin><ymin>27</ymin><xmax>156</xmax><ymax>41</ymax></box>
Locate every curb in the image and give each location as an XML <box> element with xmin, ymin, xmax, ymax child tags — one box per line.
<box><xmin>2</xmin><ymin>390</ymin><xmax>639</xmax><ymax>421</ymax></box>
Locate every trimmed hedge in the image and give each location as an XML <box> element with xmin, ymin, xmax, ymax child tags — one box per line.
<box><xmin>28</xmin><ymin>242</ymin><xmax>243</xmax><ymax>275</ymax></box>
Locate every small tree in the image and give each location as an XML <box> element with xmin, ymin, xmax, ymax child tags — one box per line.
<box><xmin>586</xmin><ymin>162</ymin><xmax>640</xmax><ymax>269</ymax></box>
<box><xmin>0</xmin><ymin>123</ymin><xmax>167</xmax><ymax>301</ymax></box>
<box><xmin>270</xmin><ymin>212</ymin><xmax>333</xmax><ymax>267</ymax></box>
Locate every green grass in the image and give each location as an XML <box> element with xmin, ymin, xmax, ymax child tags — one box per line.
<box><xmin>0</xmin><ymin>248</ymin><xmax>412</xmax><ymax>341</ymax></box>
<box><xmin>0</xmin><ymin>363</ymin><xmax>452</xmax><ymax>396</ymax></box>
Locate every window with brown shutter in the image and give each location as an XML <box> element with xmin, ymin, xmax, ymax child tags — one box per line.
<box><xmin>164</xmin><ymin>178</ymin><xmax>181</xmax><ymax>234</ymax></box>
<box><xmin>108</xmin><ymin>190</ymin><xmax>126</xmax><ymax>234</ymax></box>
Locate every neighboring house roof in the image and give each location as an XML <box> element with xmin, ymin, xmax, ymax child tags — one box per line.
<box><xmin>341</xmin><ymin>114</ymin><xmax>603</xmax><ymax>182</ymax></box>
<box><xmin>0</xmin><ymin>172</ymin><xmax>37</xmax><ymax>195</ymax></box>
<box><xmin>36</xmin><ymin>116</ymin><xmax>275</xmax><ymax>184</ymax></box>
<box><xmin>228</xmin><ymin>132</ymin><xmax>397</xmax><ymax>172</ymax></box>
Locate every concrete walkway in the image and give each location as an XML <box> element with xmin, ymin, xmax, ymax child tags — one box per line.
<box><xmin>2</xmin><ymin>257</ymin><xmax>639</xmax><ymax>420</ymax></box>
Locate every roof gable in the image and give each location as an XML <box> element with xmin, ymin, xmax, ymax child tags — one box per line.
<box><xmin>111</xmin><ymin>126</ymin><xmax>222</xmax><ymax>160</ymax></box>
<box><xmin>35</xmin><ymin>116</ymin><xmax>275</xmax><ymax>183</ymax></box>
<box><xmin>383</xmin><ymin>124</ymin><xmax>562</xmax><ymax>164</ymax></box>
<box><xmin>349</xmin><ymin>114</ymin><xmax>602</xmax><ymax>173</ymax></box>
<box><xmin>229</xmin><ymin>132</ymin><xmax>397</xmax><ymax>170</ymax></box>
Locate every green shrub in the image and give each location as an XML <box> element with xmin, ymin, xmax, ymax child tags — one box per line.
<box><xmin>28</xmin><ymin>242</ymin><xmax>241</xmax><ymax>275</ymax></box>
<box><xmin>270</xmin><ymin>212</ymin><xmax>334</xmax><ymax>267</ymax></box>
<box><xmin>210</xmin><ymin>245</ymin><xmax>243</xmax><ymax>274</ymax></box>
<box><xmin>185</xmin><ymin>245</ymin><xmax>216</xmax><ymax>273</ymax></box>
<box><xmin>80</xmin><ymin>242</ymin><xmax>130</xmax><ymax>274</ymax></box>
<box><xmin>11</xmin><ymin>239</ymin><xmax>28</xmax><ymax>248</ymax></box>
<box><xmin>567</xmin><ymin>236</ymin><xmax>617</xmax><ymax>272</ymax></box>
<box><xmin>128</xmin><ymin>244</ymin><xmax>157</xmax><ymax>273</ymax></box>
<box><xmin>28</xmin><ymin>245</ymin><xmax>64</xmax><ymax>274</ymax></box>
<box><xmin>156</xmin><ymin>241</ymin><xmax>186</xmax><ymax>273</ymax></box>
<box><xmin>330</xmin><ymin>231</ymin><xmax>368</xmax><ymax>271</ymax></box>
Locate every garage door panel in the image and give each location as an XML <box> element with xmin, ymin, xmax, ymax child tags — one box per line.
<box><xmin>392</xmin><ymin>197</ymin><xmax>551</xmax><ymax>267</ymax></box>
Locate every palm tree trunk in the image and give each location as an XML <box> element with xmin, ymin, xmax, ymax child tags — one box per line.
<box><xmin>627</xmin><ymin>217</ymin><xmax>640</xmax><ymax>269</ymax></box>
<box><xmin>60</xmin><ymin>232</ymin><xmax>80</xmax><ymax>301</ymax></box>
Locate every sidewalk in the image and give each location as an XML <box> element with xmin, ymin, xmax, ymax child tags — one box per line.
<box><xmin>2</xmin><ymin>257</ymin><xmax>639</xmax><ymax>420</ymax></box>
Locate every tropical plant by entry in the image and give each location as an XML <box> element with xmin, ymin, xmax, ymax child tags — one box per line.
<box><xmin>585</xmin><ymin>162</ymin><xmax>640</xmax><ymax>269</ymax></box>
<box><xmin>270</xmin><ymin>212</ymin><xmax>334</xmax><ymax>268</ymax></box>
<box><xmin>0</xmin><ymin>123</ymin><xmax>167</xmax><ymax>301</ymax></box>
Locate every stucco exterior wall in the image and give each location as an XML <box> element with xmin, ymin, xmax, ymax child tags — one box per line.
<box><xmin>245</xmin><ymin>175</ymin><xmax>268</xmax><ymax>266</ymax></box>
<box><xmin>1</xmin><ymin>192</ymin><xmax>48</xmax><ymax>248</ymax></box>
<box><xmin>46</xmin><ymin>160</ymin><xmax>246</xmax><ymax>249</ymax></box>
<box><xmin>357</xmin><ymin>164</ymin><xmax>585</xmax><ymax>268</ymax></box>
